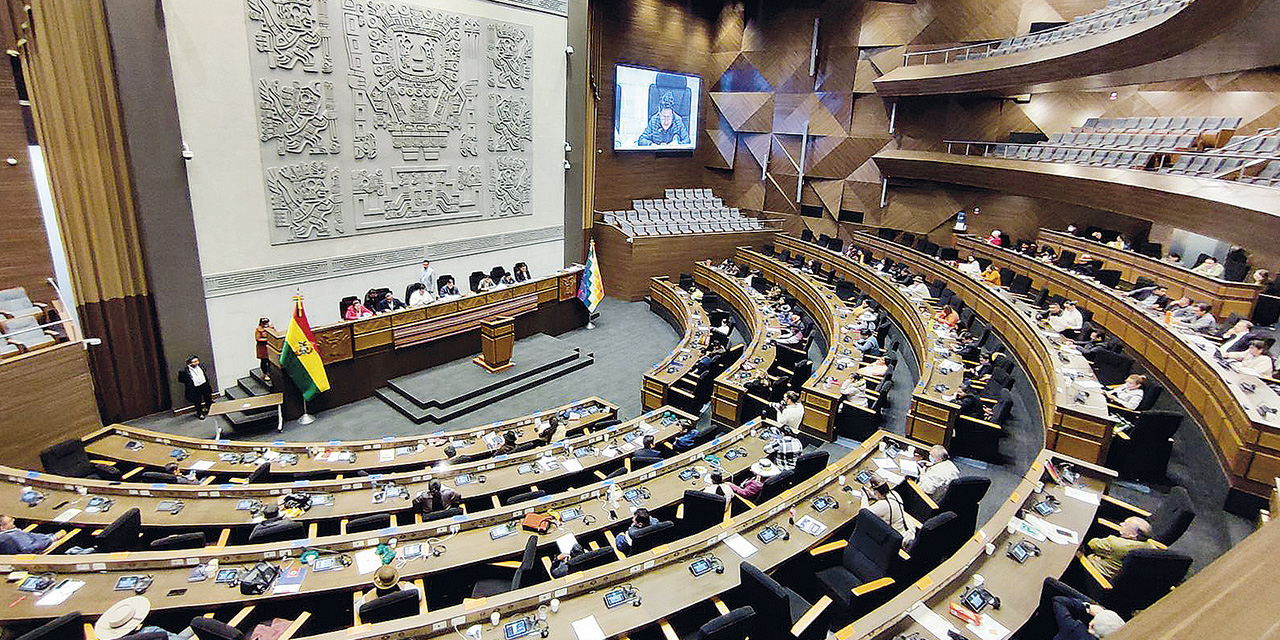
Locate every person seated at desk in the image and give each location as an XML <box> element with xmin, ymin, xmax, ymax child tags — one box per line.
<box><xmin>839</xmin><ymin>373</ymin><xmax>869</xmax><ymax>409</ymax></box>
<box><xmin>859</xmin><ymin>356</ymin><xmax>889</xmax><ymax>378</ymax></box>
<box><xmin>861</xmin><ymin>474</ymin><xmax>915</xmax><ymax>547</ymax></box>
<box><xmin>0</xmin><ymin>515</ymin><xmax>55</xmax><ymax>554</ymax></box>
<box><xmin>1077</xmin><ymin>330</ymin><xmax>1112</xmax><ymax>361</ymax></box>
<box><xmin>634</xmin><ymin>435</ymin><xmax>663</xmax><ymax>460</ymax></box>
<box><xmin>689</xmin><ymin>287</ymin><xmax>704</xmax><ymax>303</ymax></box>
<box><xmin>536</xmin><ymin>416</ymin><xmax>565</xmax><ymax>445</ymax></box>
<box><xmin>1219</xmin><ymin>320</ymin><xmax>1267</xmax><ymax>353</ymax></box>
<box><xmin>354</xmin><ymin>565</ymin><xmax>422</xmax><ymax>612</ymax></box>
<box><xmin>476</xmin><ymin>275</ymin><xmax>496</xmax><ymax>292</ymax></box>
<box><xmin>497</xmin><ymin>270</ymin><xmax>516</xmax><ymax>286</ymax></box>
<box><xmin>691</xmin><ymin>341</ymin><xmax>727</xmax><ymax>377</ymax></box>
<box><xmin>1107</xmin><ymin>235</ymin><xmax>1129</xmax><ymax>250</ymax></box>
<box><xmin>615</xmin><ymin>508</ymin><xmax>666</xmax><ymax>554</ymax></box>
<box><xmin>1050</xmin><ymin>590</ymin><xmax>1126</xmax><ymax>640</ymax></box>
<box><xmin>413</xmin><ymin>481</ymin><xmax>461</xmax><ymax>515</ymax></box>
<box><xmin>1127</xmin><ymin>284</ymin><xmax>1169</xmax><ymax>308</ymax></box>
<box><xmin>1044</xmin><ymin>301</ymin><xmax>1083</xmax><ymax>334</ymax></box>
<box><xmin>163</xmin><ymin>462</ymin><xmax>198</xmax><ymax>484</ymax></box>
<box><xmin>344</xmin><ymin>297</ymin><xmax>374</xmax><ymax>320</ymax></box>
<box><xmin>1165</xmin><ymin>296</ymin><xmax>1193</xmax><ymax>319</ymax></box>
<box><xmin>772</xmin><ymin>390</ymin><xmax>805</xmax><ymax>430</ymax></box>
<box><xmin>250</xmin><ymin>503</ymin><xmax>288</xmax><ymax>539</ymax></box>
<box><xmin>851</xmin><ymin>328</ymin><xmax>880</xmax><ymax>357</ymax></box>
<box><xmin>1090</xmin><ymin>231</ymin><xmax>1105</xmax><ymax>244</ymax></box>
<box><xmin>1177</xmin><ymin>302</ymin><xmax>1216</xmax><ymax>332</ymax></box>
<box><xmin>1226</xmin><ymin>340</ymin><xmax>1275</xmax><ymax>377</ymax></box>
<box><xmin>406</xmin><ymin>282</ymin><xmax>433</xmax><ymax>306</ymax></box>
<box><xmin>986</xmin><ymin>229</ymin><xmax>1004</xmax><ymax>247</ymax></box>
<box><xmin>1106</xmin><ymin>374</ymin><xmax>1147</xmax><ymax>411</ymax></box>
<box><xmin>374</xmin><ymin>291</ymin><xmax>406</xmax><ymax>313</ymax></box>
<box><xmin>904</xmin><ymin>275</ymin><xmax>931</xmax><ymax>298</ymax></box>
<box><xmin>955</xmin><ymin>332</ymin><xmax>980</xmax><ymax>362</ymax></box>
<box><xmin>965</xmin><ymin>351</ymin><xmax>993</xmax><ymax>381</ymax></box>
<box><xmin>672</xmin><ymin>421</ymin><xmax>700</xmax><ymax>452</ymax></box>
<box><xmin>438</xmin><ymin>277</ymin><xmax>460</xmax><ymax>298</ymax></box>
<box><xmin>1192</xmin><ymin>256</ymin><xmax>1225</xmax><ymax>278</ymax></box>
<box><xmin>495</xmin><ymin>431</ymin><xmax>520</xmax><ymax>455</ymax></box>
<box><xmin>934</xmin><ymin>305</ymin><xmax>960</xmax><ymax>330</ymax></box>
<box><xmin>804</xmin><ymin>258</ymin><xmax>823</xmax><ymax>275</ymax></box>
<box><xmin>706</xmin><ymin>470</ymin><xmax>738</xmax><ymax>501</ymax></box>
<box><xmin>1164</xmin><ymin>252</ymin><xmax>1183</xmax><ymax>266</ymax></box>
<box><xmin>514</xmin><ymin>263</ymin><xmax>532</xmax><ymax>282</ymax></box>
<box><xmin>550</xmin><ymin>543</ymin><xmax>587</xmax><ymax>578</ymax></box>
<box><xmin>1071</xmin><ymin>253</ymin><xmax>1099</xmax><ymax>278</ymax></box>
<box><xmin>958</xmin><ymin>255</ymin><xmax>983</xmax><ymax>277</ymax></box>
<box><xmin>1253</xmin><ymin>268</ymin><xmax>1276</xmax><ymax>292</ymax></box>
<box><xmin>1084</xmin><ymin>516</ymin><xmax>1157</xmax><ymax>580</ymax></box>
<box><xmin>709</xmin><ymin>317</ymin><xmax>732</xmax><ymax>348</ymax></box>
<box><xmin>954</xmin><ymin>381</ymin><xmax>987</xmax><ymax>420</ymax></box>
<box><xmin>914</xmin><ymin>445</ymin><xmax>960</xmax><ymax>501</ymax></box>
<box><xmin>980</xmin><ymin>264</ymin><xmax>1002</xmax><ymax>286</ymax></box>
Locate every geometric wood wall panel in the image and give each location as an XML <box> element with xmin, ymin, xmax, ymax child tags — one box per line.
<box><xmin>773</xmin><ymin>93</ymin><xmax>814</xmax><ymax>135</ymax></box>
<box><xmin>711</xmin><ymin>92</ymin><xmax>775</xmax><ymax>133</ymax></box>
<box><xmin>812</xmin><ymin>92</ymin><xmax>855</xmax><ymax>135</ymax></box>
<box><xmin>246</xmin><ymin>0</ymin><xmax>535</xmax><ymax>244</ymax></box>
<box><xmin>706</xmin><ymin>125</ymin><xmax>737</xmax><ymax>169</ymax></box>
<box><xmin>769</xmin><ymin>134</ymin><xmax>804</xmax><ymax>176</ymax></box>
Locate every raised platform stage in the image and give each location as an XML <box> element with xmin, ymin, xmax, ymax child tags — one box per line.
<box><xmin>373</xmin><ymin>333</ymin><xmax>594</xmax><ymax>424</ymax></box>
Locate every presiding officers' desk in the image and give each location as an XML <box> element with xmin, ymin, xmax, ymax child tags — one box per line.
<box><xmin>0</xmin><ymin>408</ymin><xmax>693</xmax><ymax>532</ymax></box>
<box><xmin>837</xmin><ymin>450</ymin><xmax>1115</xmax><ymax>640</ymax></box>
<box><xmin>286</xmin><ymin>430</ymin><xmax>919</xmax><ymax>640</ymax></box>
<box><xmin>956</xmin><ymin>234</ymin><xmax>1280</xmax><ymax>505</ymax></box>
<box><xmin>263</xmin><ymin>268</ymin><xmax>586</xmax><ymax>416</ymax></box>
<box><xmin>643</xmin><ymin>276</ymin><xmax>711</xmax><ymax>411</ymax></box>
<box><xmin>693</xmin><ymin>261</ymin><xmax>784</xmax><ymax>429</ymax></box>
<box><xmin>843</xmin><ymin>232</ymin><xmax>1116</xmax><ymax>465</ymax></box>
<box><xmin>1037</xmin><ymin>228</ymin><xmax>1261</xmax><ymax>318</ymax></box>
<box><xmin>83</xmin><ymin>398</ymin><xmax>617</xmax><ymax>480</ymax></box>
<box><xmin>0</xmin><ymin>411</ymin><xmax>750</xmax><ymax>623</ymax></box>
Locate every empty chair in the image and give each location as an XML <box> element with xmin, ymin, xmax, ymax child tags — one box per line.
<box><xmin>1</xmin><ymin>315</ymin><xmax>55</xmax><ymax>352</ymax></box>
<box><xmin>737</xmin><ymin>562</ymin><xmax>830</xmax><ymax>640</ymax></box>
<box><xmin>901</xmin><ymin>511</ymin><xmax>967</xmax><ymax>582</ymax></box>
<box><xmin>933</xmin><ymin>477</ymin><xmax>991</xmax><ymax>535</ymax></box>
<box><xmin>813</xmin><ymin>510</ymin><xmax>904</xmax><ymax>617</ymax></box>
<box><xmin>1091</xmin><ymin>350</ymin><xmax>1134</xmax><ymax>386</ymax></box>
<box><xmin>14</xmin><ymin>611</ymin><xmax>82</xmax><ymax>640</ymax></box>
<box><xmin>1106</xmin><ymin>410</ymin><xmax>1181</xmax><ymax>483</ymax></box>
<box><xmin>472</xmin><ymin>535</ymin><xmax>538</xmax><ymax>598</ymax></box>
<box><xmin>563</xmin><ymin>547</ymin><xmax>614</xmax><ymax>575</ymax></box>
<box><xmin>681</xmin><ymin>490</ymin><xmax>728</xmax><ymax>534</ymax></box>
<box><xmin>247</xmin><ymin>519</ymin><xmax>306</xmax><ymax>544</ymax></box>
<box><xmin>94</xmin><ymin>508</ymin><xmax>142</xmax><ymax>553</ymax></box>
<box><xmin>1147</xmin><ymin>486</ymin><xmax>1196</xmax><ymax>545</ymax></box>
<box><xmin>39</xmin><ymin>439</ymin><xmax>121</xmax><ymax>480</ymax></box>
<box><xmin>0</xmin><ymin>287</ymin><xmax>44</xmax><ymax>319</ymax></box>
<box><xmin>689</xmin><ymin>606</ymin><xmax>756</xmax><ymax>640</ymax></box>
<box><xmin>793</xmin><ymin>450</ymin><xmax>829</xmax><ymax>483</ymax></box>
<box><xmin>346</xmin><ymin>513</ymin><xmax>391</xmax><ymax>534</ymax></box>
<box><xmin>149</xmin><ymin>532</ymin><xmax>205</xmax><ymax>551</ymax></box>
<box><xmin>358</xmin><ymin>589</ymin><xmax>422</xmax><ymax>625</ymax></box>
<box><xmin>504</xmin><ymin>489</ymin><xmax>547</xmax><ymax>505</ymax></box>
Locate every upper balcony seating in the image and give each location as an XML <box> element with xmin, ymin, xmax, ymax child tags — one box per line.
<box><xmin>598</xmin><ymin>188</ymin><xmax>768</xmax><ymax>238</ymax></box>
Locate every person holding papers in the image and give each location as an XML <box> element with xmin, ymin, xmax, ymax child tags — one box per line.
<box><xmin>914</xmin><ymin>445</ymin><xmax>960</xmax><ymax>501</ymax></box>
<box><xmin>1106</xmin><ymin>374</ymin><xmax>1147</xmax><ymax>411</ymax></box>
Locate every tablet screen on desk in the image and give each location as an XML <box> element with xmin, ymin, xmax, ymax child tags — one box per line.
<box><xmin>962</xmin><ymin>589</ymin><xmax>989</xmax><ymax>612</ymax></box>
<box><xmin>454</xmin><ymin>474</ymin><xmax>477</xmax><ymax>486</ymax></box>
<box><xmin>757</xmin><ymin>526</ymin><xmax>781</xmax><ymax>544</ymax></box>
<box><xmin>215</xmin><ymin>569</ymin><xmax>239</xmax><ymax>584</ymax></box>
<box><xmin>689</xmin><ymin>558</ymin><xmax>712</xmax><ymax>576</ymax></box>
<box><xmin>1009</xmin><ymin>543</ymin><xmax>1032</xmax><ymax>563</ymax></box>
<box><xmin>559</xmin><ymin>508</ymin><xmax>582</xmax><ymax>521</ymax></box>
<box><xmin>312</xmin><ymin>557</ymin><xmax>338</xmax><ymax>572</ymax></box>
<box><xmin>603</xmin><ymin>588</ymin><xmax>629</xmax><ymax>608</ymax></box>
<box><xmin>504</xmin><ymin>619</ymin><xmax>531</xmax><ymax>639</ymax></box>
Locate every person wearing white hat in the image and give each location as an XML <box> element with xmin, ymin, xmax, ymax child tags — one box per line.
<box><xmin>354</xmin><ymin>565</ymin><xmax>421</xmax><ymax>612</ymax></box>
<box><xmin>94</xmin><ymin>596</ymin><xmax>153</xmax><ymax>640</ymax></box>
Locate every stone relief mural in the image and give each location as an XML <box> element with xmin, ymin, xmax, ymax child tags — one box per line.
<box><xmin>246</xmin><ymin>0</ymin><xmax>535</xmax><ymax>244</ymax></box>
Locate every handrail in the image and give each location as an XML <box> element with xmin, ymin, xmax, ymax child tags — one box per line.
<box><xmin>940</xmin><ymin>139</ymin><xmax>1280</xmax><ymax>163</ymax></box>
<box><xmin>901</xmin><ymin>0</ymin><xmax>1184</xmax><ymax>65</ymax></box>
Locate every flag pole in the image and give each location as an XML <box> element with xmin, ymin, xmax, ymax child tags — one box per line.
<box><xmin>292</xmin><ymin>290</ymin><xmax>317</xmax><ymax>426</ymax></box>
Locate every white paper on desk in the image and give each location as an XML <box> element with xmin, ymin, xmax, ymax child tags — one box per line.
<box><xmin>53</xmin><ymin>508</ymin><xmax>81</xmax><ymax>523</ymax></box>
<box><xmin>795</xmin><ymin>515</ymin><xmax>828</xmax><ymax>537</ymax></box>
<box><xmin>873</xmin><ymin>457</ymin><xmax>898</xmax><ymax>471</ymax></box>
<box><xmin>188</xmin><ymin>460</ymin><xmax>215</xmax><ymax>471</ymax></box>
<box><xmin>354</xmin><ymin>548</ymin><xmax>381</xmax><ymax>575</ymax></box>
<box><xmin>908</xmin><ymin>601</ymin><xmax>960</xmax><ymax>640</ymax></box>
<box><xmin>1024</xmin><ymin>513</ymin><xmax>1079</xmax><ymax>545</ymax></box>
<box><xmin>898</xmin><ymin>459</ymin><xmax>922</xmax><ymax>478</ymax></box>
<box><xmin>538</xmin><ymin>457</ymin><xmax>561</xmax><ymax>472</ymax></box>
<box><xmin>561</xmin><ymin>458</ymin><xmax>584</xmax><ymax>473</ymax></box>
<box><xmin>1064</xmin><ymin>486</ymin><xmax>1101</xmax><ymax>505</ymax></box>
<box><xmin>555</xmin><ymin>533</ymin><xmax>579</xmax><ymax>555</ymax></box>
<box><xmin>1075</xmin><ymin>379</ymin><xmax>1103</xmax><ymax>389</ymax></box>
<box><xmin>379</xmin><ymin>449</ymin><xmax>394</xmax><ymax>462</ymax></box>
<box><xmin>571</xmin><ymin>615</ymin><xmax>607</xmax><ymax>640</ymax></box>
<box><xmin>879</xmin><ymin>470</ymin><xmax>905</xmax><ymax>487</ymax></box>
<box><xmin>723</xmin><ymin>533</ymin><xmax>758</xmax><ymax>559</ymax></box>
<box><xmin>601</xmin><ymin>446</ymin><xmax>619</xmax><ymax>459</ymax></box>
<box><xmin>35</xmin><ymin>580</ymin><xmax>83</xmax><ymax>606</ymax></box>
<box><xmin>967</xmin><ymin>612</ymin><xmax>1012</xmax><ymax>640</ymax></box>
<box><xmin>1009</xmin><ymin>516</ymin><xmax>1048</xmax><ymax>542</ymax></box>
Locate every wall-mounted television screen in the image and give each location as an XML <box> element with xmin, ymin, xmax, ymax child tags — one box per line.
<box><xmin>613</xmin><ymin>64</ymin><xmax>701</xmax><ymax>152</ymax></box>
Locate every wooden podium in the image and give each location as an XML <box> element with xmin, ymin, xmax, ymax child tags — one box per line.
<box><xmin>473</xmin><ymin>315</ymin><xmax>516</xmax><ymax>373</ymax></box>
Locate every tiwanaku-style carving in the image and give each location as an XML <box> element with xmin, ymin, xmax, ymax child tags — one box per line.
<box><xmin>248</xmin><ymin>1</ymin><xmax>535</xmax><ymax>244</ymax></box>
<box><xmin>266</xmin><ymin>161</ymin><xmax>344</xmax><ymax>240</ymax></box>
<box><xmin>257</xmin><ymin>79</ymin><xmax>341</xmax><ymax>155</ymax></box>
<box><xmin>247</xmin><ymin>0</ymin><xmax>333</xmax><ymax>73</ymax></box>
<box><xmin>488</xmin><ymin>23</ymin><xmax>532</xmax><ymax>90</ymax></box>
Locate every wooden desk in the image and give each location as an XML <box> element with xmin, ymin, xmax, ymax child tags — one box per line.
<box><xmin>1037</xmin><ymin>228</ymin><xmax>1261</xmax><ymax>318</ymax></box>
<box><xmin>1</xmin><ymin>408</ymin><xmax>690</xmax><ymax>530</ymax></box>
<box><xmin>287</xmin><ymin>430</ymin><xmax>918</xmax><ymax>640</ymax></box>
<box><xmin>956</xmin><ymin>234</ymin><xmax>1280</xmax><ymax>503</ymax></box>
<box><xmin>262</xmin><ymin>269</ymin><xmax>586</xmax><ymax>417</ymax></box>
<box><xmin>844</xmin><ymin>232</ymin><xmax>1115</xmax><ymax>464</ymax></box>
<box><xmin>84</xmin><ymin>398</ymin><xmax>617</xmax><ymax>479</ymax></box>
<box><xmin>693</xmin><ymin>262</ymin><xmax>783</xmax><ymax>429</ymax></box>
<box><xmin>0</xmin><ymin>416</ymin><xmax>757</xmax><ymax>622</ymax></box>
<box><xmin>642</xmin><ymin>277</ymin><xmax>710</xmax><ymax>411</ymax></box>
<box><xmin>837</xmin><ymin>451</ymin><xmax>1114</xmax><ymax>639</ymax></box>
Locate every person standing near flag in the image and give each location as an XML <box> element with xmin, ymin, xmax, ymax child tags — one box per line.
<box><xmin>578</xmin><ymin>240</ymin><xmax>604</xmax><ymax>326</ymax></box>
<box><xmin>279</xmin><ymin>296</ymin><xmax>331</xmax><ymax>418</ymax></box>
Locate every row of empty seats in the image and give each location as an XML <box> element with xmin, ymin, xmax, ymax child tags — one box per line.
<box><xmin>0</xmin><ymin>287</ymin><xmax>60</xmax><ymax>358</ymax></box>
<box><xmin>948</xmin><ymin>0</ymin><xmax>1191</xmax><ymax>62</ymax></box>
<box><xmin>600</xmin><ymin>188</ymin><xmax>770</xmax><ymax>237</ymax></box>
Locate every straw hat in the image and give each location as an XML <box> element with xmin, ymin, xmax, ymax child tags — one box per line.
<box><xmin>750</xmin><ymin>459</ymin><xmax>781</xmax><ymax>478</ymax></box>
<box><xmin>94</xmin><ymin>595</ymin><xmax>151</xmax><ymax>640</ymax></box>
<box><xmin>373</xmin><ymin>565</ymin><xmax>400</xmax><ymax>590</ymax></box>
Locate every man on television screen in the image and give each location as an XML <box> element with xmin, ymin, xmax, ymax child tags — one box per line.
<box><xmin>637</xmin><ymin>91</ymin><xmax>690</xmax><ymax>147</ymax></box>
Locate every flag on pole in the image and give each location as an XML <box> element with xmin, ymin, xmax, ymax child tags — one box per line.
<box><xmin>279</xmin><ymin>296</ymin><xmax>330</xmax><ymax>401</ymax></box>
<box><xmin>578</xmin><ymin>239</ymin><xmax>605</xmax><ymax>313</ymax></box>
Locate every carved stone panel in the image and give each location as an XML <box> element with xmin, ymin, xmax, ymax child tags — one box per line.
<box><xmin>246</xmin><ymin>0</ymin><xmax>536</xmax><ymax>245</ymax></box>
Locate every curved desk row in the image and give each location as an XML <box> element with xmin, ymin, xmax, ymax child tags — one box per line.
<box><xmin>955</xmin><ymin>234</ymin><xmax>1280</xmax><ymax>503</ymax></box>
<box><xmin>642</xmin><ymin>277</ymin><xmax>711</xmax><ymax>411</ymax></box>
<box><xmin>842</xmin><ymin>232</ymin><xmax>1115</xmax><ymax>465</ymax></box>
<box><xmin>1037</xmin><ymin>228</ymin><xmax>1261</xmax><ymax>318</ymax></box>
<box><xmin>693</xmin><ymin>262</ymin><xmax>784</xmax><ymax>430</ymax></box>
<box><xmin>1</xmin><ymin>409</ymin><xmax>693</xmax><ymax>530</ymax></box>
<box><xmin>0</xmin><ymin>417</ymin><xmax>756</xmax><ymax>622</ymax></box>
<box><xmin>84</xmin><ymin>398</ymin><xmax>618</xmax><ymax>479</ymax></box>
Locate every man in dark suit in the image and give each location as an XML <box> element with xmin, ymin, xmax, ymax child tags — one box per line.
<box><xmin>177</xmin><ymin>355</ymin><xmax>214</xmax><ymax>419</ymax></box>
<box><xmin>1051</xmin><ymin>594</ymin><xmax>1125</xmax><ymax>639</ymax></box>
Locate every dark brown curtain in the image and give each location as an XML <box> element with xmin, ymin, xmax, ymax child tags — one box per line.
<box><xmin>4</xmin><ymin>0</ymin><xmax>168</xmax><ymax>421</ymax></box>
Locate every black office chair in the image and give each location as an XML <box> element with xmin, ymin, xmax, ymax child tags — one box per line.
<box><xmin>756</xmin><ymin>469</ymin><xmax>795</xmax><ymax>503</ymax></box>
<box><xmin>829</xmin><ymin>238</ymin><xmax>844</xmax><ymax>253</ymax></box>
<box><xmin>247</xmin><ymin>519</ymin><xmax>305</xmax><ymax>544</ymax></box>
<box><xmin>933</xmin><ymin>477</ymin><xmax>990</xmax><ymax>535</ymax></box>
<box><xmin>603</xmin><ymin>467</ymin><xmax>628</xmax><ymax>480</ymax></box>
<box><xmin>998</xmin><ymin>267</ymin><xmax>1015</xmax><ymax>288</ymax></box>
<box><xmin>39</xmin><ymin>440</ymin><xmax>120</xmax><ymax>480</ymax></box>
<box><xmin>1091</xmin><ymin>350</ymin><xmax>1134</xmax><ymax>386</ymax></box>
<box><xmin>813</xmin><ymin>510</ymin><xmax>903</xmax><ymax>617</ymax></box>
<box><xmin>800</xmin><ymin>229</ymin><xmax>815</xmax><ymax>243</ymax></box>
<box><xmin>627</xmin><ymin>520</ymin><xmax>676</xmax><ymax>554</ymax></box>
<box><xmin>359</xmin><ymin>589</ymin><xmax>422</xmax><ymax>625</ymax></box>
<box><xmin>472</xmin><ymin>535</ymin><xmax>538</xmax><ymax>598</ymax></box>
<box><xmin>118</xmin><ymin>632</ymin><xmax>169</xmax><ymax>640</ymax></box>
<box><xmin>94</xmin><ymin>507</ymin><xmax>141</xmax><ymax>552</ymax></box>
<box><xmin>243</xmin><ymin>462</ymin><xmax>271</xmax><ymax>484</ymax></box>
<box><xmin>149</xmin><ymin>532</ymin><xmax>205</xmax><ymax>551</ymax></box>
<box><xmin>346</xmin><ymin>513</ymin><xmax>391</xmax><ymax>534</ymax></box>
<box><xmin>339</xmin><ymin>295</ymin><xmax>359</xmax><ymax>318</ymax></box>
<box><xmin>1081</xmin><ymin>548</ymin><xmax>1192</xmax><ymax>618</ymax></box>
<box><xmin>469</xmin><ymin>271</ymin><xmax>486</xmax><ymax>292</ymax></box>
<box><xmin>13</xmin><ymin>611</ymin><xmax>81</xmax><ymax>640</ymax></box>
<box><xmin>689</xmin><ymin>606</ymin><xmax>756</xmax><ymax>640</ymax></box>
<box><xmin>737</xmin><ymin>562</ymin><xmax>829</xmax><ymax>640</ymax></box>
<box><xmin>1107</xmin><ymin>410</ymin><xmax>1180</xmax><ymax>484</ymax></box>
<box><xmin>504</xmin><ymin>490</ymin><xmax>547</xmax><ymax>505</ymax></box>
<box><xmin>565</xmin><ymin>547</ymin><xmax>615</xmax><ymax>574</ymax></box>
<box><xmin>1009</xmin><ymin>274</ymin><xmax>1032</xmax><ymax>296</ymax></box>
<box><xmin>133</xmin><ymin>471</ymin><xmax>186</xmax><ymax>484</ymax></box>
<box><xmin>422</xmin><ymin>506</ymin><xmax>463</xmax><ymax>523</ymax></box>
<box><xmin>489</xmin><ymin>266</ymin><xmax>506</xmax><ymax>282</ymax></box>
<box><xmin>188</xmin><ymin>618</ymin><xmax>247</xmax><ymax>640</ymax></box>
<box><xmin>437</xmin><ymin>274</ymin><xmax>454</xmax><ymax>293</ymax></box>
<box><xmin>681</xmin><ymin>489</ymin><xmax>728</xmax><ymax>534</ymax></box>
<box><xmin>839</xmin><ymin>388</ymin><xmax>887</xmax><ymax>440</ymax></box>
<box><xmin>793</xmin><ymin>451</ymin><xmax>829</xmax><ymax>484</ymax></box>
<box><xmin>901</xmin><ymin>512</ymin><xmax>966</xmax><ymax>582</ymax></box>
<box><xmin>631</xmin><ymin>449</ymin><xmax>663</xmax><ymax>468</ymax></box>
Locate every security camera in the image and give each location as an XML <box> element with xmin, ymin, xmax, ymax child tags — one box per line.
<box><xmin>564</xmin><ymin>45</ymin><xmax>574</xmax><ymax>55</ymax></box>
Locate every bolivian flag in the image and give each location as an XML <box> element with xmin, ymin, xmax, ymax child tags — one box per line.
<box><xmin>578</xmin><ymin>239</ymin><xmax>604</xmax><ymax>312</ymax></box>
<box><xmin>279</xmin><ymin>297</ymin><xmax>330</xmax><ymax>401</ymax></box>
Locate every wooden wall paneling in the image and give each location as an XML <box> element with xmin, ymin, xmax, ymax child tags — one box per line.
<box><xmin>0</xmin><ymin>59</ymin><xmax>57</xmax><ymax>302</ymax></box>
<box><xmin>590</xmin><ymin>225</ymin><xmax>777</xmax><ymax>301</ymax></box>
<box><xmin>0</xmin><ymin>343</ymin><xmax>100</xmax><ymax>469</ymax></box>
